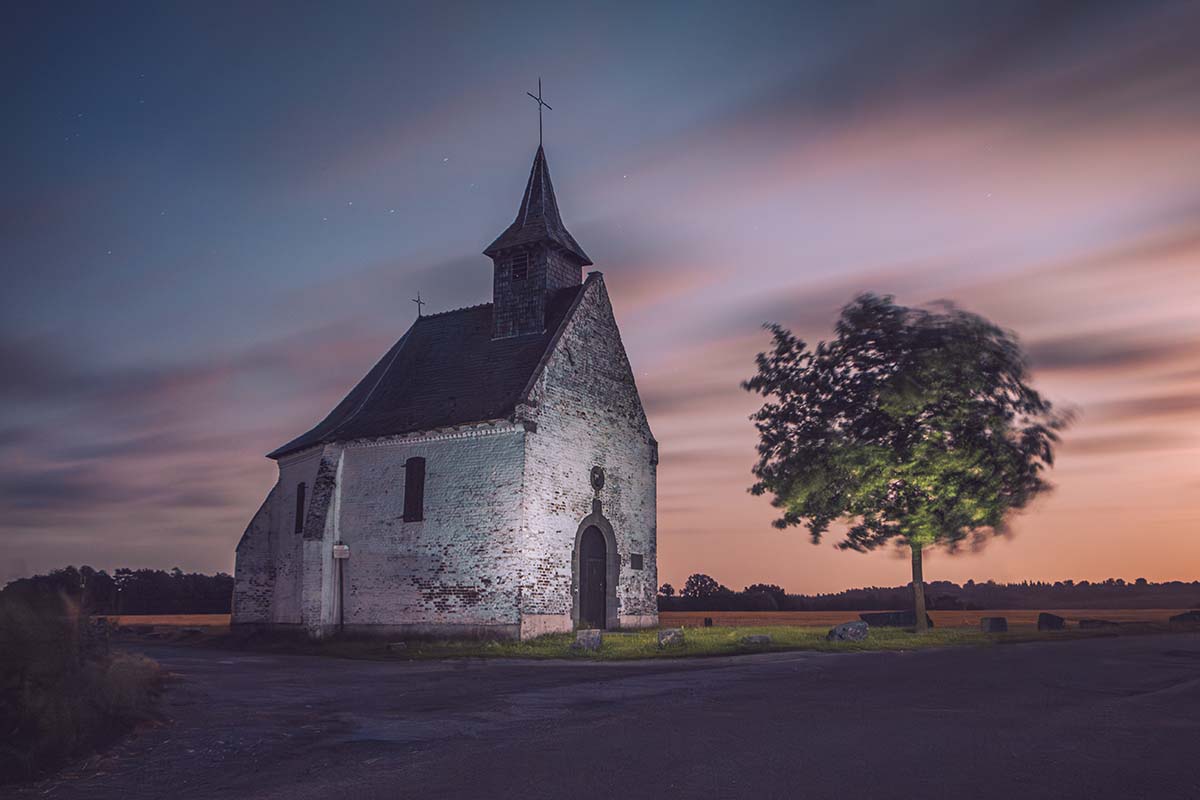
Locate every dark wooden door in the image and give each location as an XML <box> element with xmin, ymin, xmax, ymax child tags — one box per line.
<box><xmin>580</xmin><ymin>527</ymin><xmax>607</xmax><ymax>629</ymax></box>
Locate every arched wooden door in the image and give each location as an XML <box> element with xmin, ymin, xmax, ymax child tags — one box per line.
<box><xmin>579</xmin><ymin>526</ymin><xmax>607</xmax><ymax>629</ymax></box>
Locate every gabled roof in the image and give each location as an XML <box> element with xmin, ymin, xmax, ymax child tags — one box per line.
<box><xmin>483</xmin><ymin>146</ymin><xmax>592</xmax><ymax>266</ymax></box>
<box><xmin>267</xmin><ymin>282</ymin><xmax>589</xmax><ymax>459</ymax></box>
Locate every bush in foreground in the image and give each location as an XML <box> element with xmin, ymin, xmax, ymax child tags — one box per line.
<box><xmin>0</xmin><ymin>594</ymin><xmax>162</xmax><ymax>784</ymax></box>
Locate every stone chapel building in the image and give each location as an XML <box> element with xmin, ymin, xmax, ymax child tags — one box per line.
<box><xmin>232</xmin><ymin>145</ymin><xmax>658</xmax><ymax>639</ymax></box>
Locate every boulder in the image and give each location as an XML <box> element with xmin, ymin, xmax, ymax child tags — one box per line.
<box><xmin>741</xmin><ymin>634</ymin><xmax>772</xmax><ymax>647</ymax></box>
<box><xmin>1037</xmin><ymin>613</ymin><xmax>1066</xmax><ymax>631</ymax></box>
<box><xmin>572</xmin><ymin>629</ymin><xmax>603</xmax><ymax>651</ymax></box>
<box><xmin>980</xmin><ymin>617</ymin><xmax>1008</xmax><ymax>633</ymax></box>
<box><xmin>826</xmin><ymin>621</ymin><xmax>869</xmax><ymax>641</ymax></box>
<box><xmin>657</xmin><ymin>628</ymin><xmax>685</xmax><ymax>648</ymax></box>
<box><xmin>386</xmin><ymin>641</ymin><xmax>408</xmax><ymax>653</ymax></box>
<box><xmin>1169</xmin><ymin>610</ymin><xmax>1200</xmax><ymax>624</ymax></box>
<box><xmin>859</xmin><ymin>611</ymin><xmax>935</xmax><ymax>629</ymax></box>
<box><xmin>1079</xmin><ymin>618</ymin><xmax>1119</xmax><ymax>629</ymax></box>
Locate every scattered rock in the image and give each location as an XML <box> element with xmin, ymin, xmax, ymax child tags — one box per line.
<box><xmin>571</xmin><ymin>629</ymin><xmax>602</xmax><ymax>651</ymax></box>
<box><xmin>980</xmin><ymin>617</ymin><xmax>1008</xmax><ymax>633</ymax></box>
<box><xmin>741</xmin><ymin>634</ymin><xmax>772</xmax><ymax>647</ymax></box>
<box><xmin>179</xmin><ymin>627</ymin><xmax>204</xmax><ymax>637</ymax></box>
<box><xmin>826</xmin><ymin>621</ymin><xmax>869</xmax><ymax>641</ymax></box>
<box><xmin>1079</xmin><ymin>619</ymin><xmax>1119</xmax><ymax>629</ymax></box>
<box><xmin>1037</xmin><ymin>613</ymin><xmax>1066</xmax><ymax>631</ymax></box>
<box><xmin>386</xmin><ymin>641</ymin><xmax>408</xmax><ymax>653</ymax></box>
<box><xmin>1169</xmin><ymin>610</ymin><xmax>1200</xmax><ymax>624</ymax></box>
<box><xmin>859</xmin><ymin>611</ymin><xmax>935</xmax><ymax>628</ymax></box>
<box><xmin>657</xmin><ymin>628</ymin><xmax>685</xmax><ymax>648</ymax></box>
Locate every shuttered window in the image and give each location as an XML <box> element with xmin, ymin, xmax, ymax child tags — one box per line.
<box><xmin>404</xmin><ymin>457</ymin><xmax>426</xmax><ymax>522</ymax></box>
<box><xmin>294</xmin><ymin>482</ymin><xmax>307</xmax><ymax>534</ymax></box>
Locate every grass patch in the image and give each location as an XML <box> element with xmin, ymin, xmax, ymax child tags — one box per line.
<box><xmin>115</xmin><ymin>615</ymin><xmax>1200</xmax><ymax>663</ymax></box>
<box><xmin>382</xmin><ymin>625</ymin><xmax>990</xmax><ymax>660</ymax></box>
<box><xmin>0</xmin><ymin>596</ymin><xmax>163</xmax><ymax>785</ymax></box>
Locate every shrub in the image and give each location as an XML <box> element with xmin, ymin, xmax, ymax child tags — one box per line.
<box><xmin>0</xmin><ymin>594</ymin><xmax>162</xmax><ymax>784</ymax></box>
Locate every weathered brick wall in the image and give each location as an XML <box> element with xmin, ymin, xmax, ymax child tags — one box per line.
<box><xmin>232</xmin><ymin>447</ymin><xmax>324</xmax><ymax>627</ymax></box>
<box><xmin>333</xmin><ymin>426</ymin><xmax>528</xmax><ymax>635</ymax></box>
<box><xmin>231</xmin><ymin>488</ymin><xmax>277</xmax><ymax>623</ymax></box>
<box><xmin>519</xmin><ymin>273</ymin><xmax>658</xmax><ymax>633</ymax></box>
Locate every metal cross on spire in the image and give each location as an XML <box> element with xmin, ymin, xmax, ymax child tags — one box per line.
<box><xmin>526</xmin><ymin>78</ymin><xmax>552</xmax><ymax>147</ymax></box>
<box><xmin>412</xmin><ymin>292</ymin><xmax>426</xmax><ymax>317</ymax></box>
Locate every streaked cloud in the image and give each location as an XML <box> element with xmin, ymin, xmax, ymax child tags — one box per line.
<box><xmin>3</xmin><ymin>1</ymin><xmax>1199</xmax><ymax>590</ymax></box>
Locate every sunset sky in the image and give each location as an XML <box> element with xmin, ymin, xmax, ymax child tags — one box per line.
<box><xmin>4</xmin><ymin>2</ymin><xmax>1198</xmax><ymax>592</ymax></box>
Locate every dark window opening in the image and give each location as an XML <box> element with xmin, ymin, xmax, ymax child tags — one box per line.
<box><xmin>294</xmin><ymin>482</ymin><xmax>307</xmax><ymax>534</ymax></box>
<box><xmin>404</xmin><ymin>457</ymin><xmax>426</xmax><ymax>522</ymax></box>
<box><xmin>510</xmin><ymin>252</ymin><xmax>529</xmax><ymax>280</ymax></box>
<box><xmin>631</xmin><ymin>553</ymin><xmax>644</xmax><ymax>570</ymax></box>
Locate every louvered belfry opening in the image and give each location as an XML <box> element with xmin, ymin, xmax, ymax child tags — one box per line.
<box><xmin>484</xmin><ymin>146</ymin><xmax>592</xmax><ymax>339</ymax></box>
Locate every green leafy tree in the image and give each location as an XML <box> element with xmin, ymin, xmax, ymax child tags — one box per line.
<box><xmin>743</xmin><ymin>294</ymin><xmax>1069</xmax><ymax>631</ymax></box>
<box><xmin>681</xmin><ymin>573</ymin><xmax>724</xmax><ymax>599</ymax></box>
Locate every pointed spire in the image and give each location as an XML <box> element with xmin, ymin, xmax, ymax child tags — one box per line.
<box><xmin>484</xmin><ymin>146</ymin><xmax>592</xmax><ymax>266</ymax></box>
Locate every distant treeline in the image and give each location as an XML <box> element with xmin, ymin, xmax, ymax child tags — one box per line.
<box><xmin>6</xmin><ymin>567</ymin><xmax>1198</xmax><ymax>616</ymax></box>
<box><xmin>1</xmin><ymin>566</ymin><xmax>233</xmax><ymax>615</ymax></box>
<box><xmin>658</xmin><ymin>575</ymin><xmax>1200</xmax><ymax>612</ymax></box>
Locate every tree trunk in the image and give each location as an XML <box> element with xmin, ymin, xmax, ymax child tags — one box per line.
<box><xmin>911</xmin><ymin>544</ymin><xmax>928</xmax><ymax>632</ymax></box>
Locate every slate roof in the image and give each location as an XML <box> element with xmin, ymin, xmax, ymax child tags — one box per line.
<box><xmin>483</xmin><ymin>146</ymin><xmax>592</xmax><ymax>266</ymax></box>
<box><xmin>267</xmin><ymin>283</ymin><xmax>588</xmax><ymax>459</ymax></box>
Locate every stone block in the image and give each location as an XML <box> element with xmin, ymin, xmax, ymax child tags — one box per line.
<box><xmin>826</xmin><ymin>621</ymin><xmax>869</xmax><ymax>641</ymax></box>
<box><xmin>980</xmin><ymin>617</ymin><xmax>1008</xmax><ymax>633</ymax></box>
<box><xmin>1037</xmin><ymin>612</ymin><xmax>1066</xmax><ymax>631</ymax></box>
<box><xmin>657</xmin><ymin>628</ymin><xmax>685</xmax><ymax>648</ymax></box>
<box><xmin>741</xmin><ymin>634</ymin><xmax>772</xmax><ymax>647</ymax></box>
<box><xmin>572</xmin><ymin>629</ymin><xmax>603</xmax><ymax>651</ymax></box>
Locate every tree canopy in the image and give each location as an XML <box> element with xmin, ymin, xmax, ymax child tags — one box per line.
<box><xmin>743</xmin><ymin>294</ymin><xmax>1069</xmax><ymax>627</ymax></box>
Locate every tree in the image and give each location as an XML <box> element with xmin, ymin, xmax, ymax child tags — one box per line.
<box><xmin>743</xmin><ymin>294</ymin><xmax>1069</xmax><ymax>631</ymax></box>
<box><xmin>658</xmin><ymin>583</ymin><xmax>675</xmax><ymax>598</ymax></box>
<box><xmin>681</xmin><ymin>573</ymin><xmax>723</xmax><ymax>599</ymax></box>
<box><xmin>744</xmin><ymin>583</ymin><xmax>787</xmax><ymax>609</ymax></box>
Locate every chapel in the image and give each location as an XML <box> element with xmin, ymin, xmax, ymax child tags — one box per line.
<box><xmin>232</xmin><ymin>144</ymin><xmax>658</xmax><ymax>639</ymax></box>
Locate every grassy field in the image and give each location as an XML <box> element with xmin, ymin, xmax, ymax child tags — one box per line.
<box><xmin>96</xmin><ymin>609</ymin><xmax>1199</xmax><ymax>662</ymax></box>
<box><xmin>100</xmin><ymin>608</ymin><xmax>1194</xmax><ymax>633</ymax></box>
<box><xmin>391</xmin><ymin>625</ymin><xmax>992</xmax><ymax>660</ymax></box>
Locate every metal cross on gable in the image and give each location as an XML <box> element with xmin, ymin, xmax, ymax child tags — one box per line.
<box><xmin>412</xmin><ymin>292</ymin><xmax>425</xmax><ymax>317</ymax></box>
<box><xmin>526</xmin><ymin>78</ymin><xmax>552</xmax><ymax>147</ymax></box>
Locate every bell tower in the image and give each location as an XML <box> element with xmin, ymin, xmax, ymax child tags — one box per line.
<box><xmin>484</xmin><ymin>146</ymin><xmax>592</xmax><ymax>339</ymax></box>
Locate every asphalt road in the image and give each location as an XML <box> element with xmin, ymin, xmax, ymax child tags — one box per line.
<box><xmin>16</xmin><ymin>633</ymin><xmax>1200</xmax><ymax>800</ymax></box>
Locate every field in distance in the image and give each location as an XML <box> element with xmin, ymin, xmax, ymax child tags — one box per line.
<box><xmin>662</xmin><ymin>609</ymin><xmax>1192</xmax><ymax>629</ymax></box>
<box><xmin>99</xmin><ymin>609</ymin><xmax>1192</xmax><ymax>631</ymax></box>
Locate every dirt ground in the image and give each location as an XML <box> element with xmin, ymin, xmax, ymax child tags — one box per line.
<box><xmin>11</xmin><ymin>633</ymin><xmax>1200</xmax><ymax>799</ymax></box>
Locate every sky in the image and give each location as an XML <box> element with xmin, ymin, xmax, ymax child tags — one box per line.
<box><xmin>3</xmin><ymin>1</ymin><xmax>1198</xmax><ymax>592</ymax></box>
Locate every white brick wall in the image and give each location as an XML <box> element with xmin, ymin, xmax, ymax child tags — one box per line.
<box><xmin>520</xmin><ymin>274</ymin><xmax>658</xmax><ymax>633</ymax></box>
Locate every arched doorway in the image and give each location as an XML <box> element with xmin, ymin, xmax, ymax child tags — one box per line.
<box><xmin>579</xmin><ymin>526</ymin><xmax>607</xmax><ymax>629</ymax></box>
